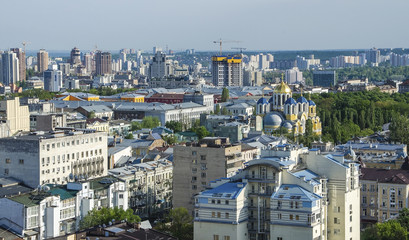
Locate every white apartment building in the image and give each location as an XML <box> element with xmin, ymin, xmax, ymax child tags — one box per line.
<box><xmin>0</xmin><ymin>177</ymin><xmax>127</xmax><ymax>240</ymax></box>
<box><xmin>194</xmin><ymin>146</ymin><xmax>360</xmax><ymax>240</ymax></box>
<box><xmin>0</xmin><ymin>129</ymin><xmax>108</xmax><ymax>188</ymax></box>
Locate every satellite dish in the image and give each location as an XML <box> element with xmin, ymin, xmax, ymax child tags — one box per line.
<box><xmin>69</xmin><ymin>173</ymin><xmax>74</xmax><ymax>180</ymax></box>
<box><xmin>42</xmin><ymin>186</ymin><xmax>50</xmax><ymax>192</ymax></box>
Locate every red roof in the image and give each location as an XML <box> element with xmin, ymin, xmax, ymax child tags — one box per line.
<box><xmin>361</xmin><ymin>168</ymin><xmax>409</xmax><ymax>184</ymax></box>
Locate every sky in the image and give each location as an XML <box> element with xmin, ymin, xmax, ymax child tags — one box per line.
<box><xmin>0</xmin><ymin>0</ymin><xmax>408</xmax><ymax>52</ymax></box>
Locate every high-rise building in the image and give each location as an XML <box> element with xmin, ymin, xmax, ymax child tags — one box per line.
<box><xmin>366</xmin><ymin>47</ymin><xmax>380</xmax><ymax>64</ymax></box>
<box><xmin>70</xmin><ymin>47</ymin><xmax>81</xmax><ymax>65</ymax></box>
<box><xmin>313</xmin><ymin>70</ymin><xmax>336</xmax><ymax>87</ymax></box>
<box><xmin>10</xmin><ymin>48</ymin><xmax>26</xmax><ymax>81</ymax></box>
<box><xmin>0</xmin><ymin>51</ymin><xmax>20</xmax><ymax>85</ymax></box>
<box><xmin>212</xmin><ymin>55</ymin><xmax>243</xmax><ymax>87</ymax></box>
<box><xmin>243</xmin><ymin>69</ymin><xmax>263</xmax><ymax>86</ymax></box>
<box><xmin>43</xmin><ymin>68</ymin><xmax>63</xmax><ymax>92</ymax></box>
<box><xmin>37</xmin><ymin>49</ymin><xmax>49</xmax><ymax>73</ymax></box>
<box><xmin>95</xmin><ymin>51</ymin><xmax>112</xmax><ymax>75</ymax></box>
<box><xmin>83</xmin><ymin>53</ymin><xmax>93</xmax><ymax>74</ymax></box>
<box><xmin>149</xmin><ymin>51</ymin><xmax>169</xmax><ymax>79</ymax></box>
<box><xmin>285</xmin><ymin>67</ymin><xmax>303</xmax><ymax>84</ymax></box>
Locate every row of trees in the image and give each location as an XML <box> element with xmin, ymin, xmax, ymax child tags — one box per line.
<box><xmin>79</xmin><ymin>207</ymin><xmax>141</xmax><ymax>230</ymax></box>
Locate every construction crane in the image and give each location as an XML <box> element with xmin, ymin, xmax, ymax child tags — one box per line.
<box><xmin>231</xmin><ymin>47</ymin><xmax>247</xmax><ymax>54</ymax></box>
<box><xmin>213</xmin><ymin>39</ymin><xmax>241</xmax><ymax>55</ymax></box>
<box><xmin>21</xmin><ymin>41</ymin><xmax>30</xmax><ymax>53</ymax></box>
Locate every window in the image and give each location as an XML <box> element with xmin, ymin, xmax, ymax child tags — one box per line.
<box><xmin>225</xmin><ymin>200</ymin><xmax>229</xmax><ymax>205</ymax></box>
<box><xmin>278</xmin><ymin>213</ymin><xmax>282</xmax><ymax>219</ymax></box>
<box><xmin>296</xmin><ymin>215</ymin><xmax>299</xmax><ymax>220</ymax></box>
<box><xmin>217</xmin><ymin>212</ymin><xmax>221</xmax><ymax>218</ymax></box>
<box><xmin>334</xmin><ymin>229</ymin><xmax>340</xmax><ymax>235</ymax></box>
<box><xmin>217</xmin><ymin>200</ymin><xmax>221</xmax><ymax>204</ymax></box>
<box><xmin>362</xmin><ymin>184</ymin><xmax>366</xmax><ymax>191</ymax></box>
<box><xmin>370</xmin><ymin>185</ymin><xmax>375</xmax><ymax>192</ymax></box>
<box><xmin>334</xmin><ymin>218</ymin><xmax>340</xmax><ymax>224</ymax></box>
<box><xmin>277</xmin><ymin>238</ymin><xmax>283</xmax><ymax>240</ymax></box>
<box><xmin>398</xmin><ymin>188</ymin><xmax>402</xmax><ymax>196</ymax></box>
<box><xmin>362</xmin><ymin>196</ymin><xmax>367</xmax><ymax>204</ymax></box>
<box><xmin>192</xmin><ymin>151</ymin><xmax>197</xmax><ymax>156</ymax></box>
<box><xmin>211</xmin><ymin>199</ymin><xmax>215</xmax><ymax>204</ymax></box>
<box><xmin>290</xmin><ymin>214</ymin><xmax>293</xmax><ymax>220</ymax></box>
<box><xmin>4</xmin><ymin>169</ymin><xmax>9</xmax><ymax>175</ymax></box>
<box><xmin>225</xmin><ymin>213</ymin><xmax>229</xmax><ymax>219</ymax></box>
<box><xmin>201</xmin><ymin>155</ymin><xmax>206</xmax><ymax>160</ymax></box>
<box><xmin>213</xmin><ymin>235</ymin><xmax>219</xmax><ymax>240</ymax></box>
<box><xmin>119</xmin><ymin>194</ymin><xmax>123</xmax><ymax>199</ymax></box>
<box><xmin>5</xmin><ymin>159</ymin><xmax>10</xmax><ymax>164</ymax></box>
<box><xmin>363</xmin><ymin>208</ymin><xmax>367</xmax><ymax>216</ymax></box>
<box><xmin>350</xmin><ymin>215</ymin><xmax>352</xmax><ymax>222</ymax></box>
<box><xmin>399</xmin><ymin>200</ymin><xmax>403</xmax><ymax>208</ymax></box>
<box><xmin>350</xmin><ymin>227</ymin><xmax>352</xmax><ymax>232</ymax></box>
<box><xmin>212</xmin><ymin>212</ymin><xmax>215</xmax><ymax>218</ymax></box>
<box><xmin>19</xmin><ymin>159</ymin><xmax>24</xmax><ymax>164</ymax></box>
<box><xmin>192</xmin><ymin>185</ymin><xmax>197</xmax><ymax>190</ymax></box>
<box><xmin>201</xmin><ymin>172</ymin><xmax>206</xmax><ymax>178</ymax></box>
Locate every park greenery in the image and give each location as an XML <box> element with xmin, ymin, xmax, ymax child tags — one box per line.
<box><xmin>309</xmin><ymin>89</ymin><xmax>409</xmax><ymax>145</ymax></box>
<box><xmin>362</xmin><ymin>208</ymin><xmax>409</xmax><ymax>240</ymax></box>
<box><xmin>155</xmin><ymin>207</ymin><xmax>193</xmax><ymax>240</ymax></box>
<box><xmin>79</xmin><ymin>207</ymin><xmax>141</xmax><ymax>230</ymax></box>
<box><xmin>221</xmin><ymin>87</ymin><xmax>229</xmax><ymax>102</ymax></box>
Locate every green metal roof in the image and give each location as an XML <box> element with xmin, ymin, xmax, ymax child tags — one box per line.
<box><xmin>48</xmin><ymin>187</ymin><xmax>78</xmax><ymax>201</ymax></box>
<box><xmin>10</xmin><ymin>193</ymin><xmax>50</xmax><ymax>207</ymax></box>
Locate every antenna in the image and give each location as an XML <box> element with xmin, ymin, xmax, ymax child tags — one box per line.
<box><xmin>22</xmin><ymin>41</ymin><xmax>31</xmax><ymax>53</ymax></box>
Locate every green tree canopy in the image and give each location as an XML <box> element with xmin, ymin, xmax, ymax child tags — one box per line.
<box><xmin>221</xmin><ymin>88</ymin><xmax>229</xmax><ymax>102</ymax></box>
<box><xmin>80</xmin><ymin>207</ymin><xmax>141</xmax><ymax>230</ymax></box>
<box><xmin>165</xmin><ymin>121</ymin><xmax>183</xmax><ymax>133</ymax></box>
<box><xmin>155</xmin><ymin>207</ymin><xmax>193</xmax><ymax>240</ymax></box>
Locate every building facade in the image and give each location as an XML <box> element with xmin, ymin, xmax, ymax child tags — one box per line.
<box><xmin>0</xmin><ymin>97</ymin><xmax>29</xmax><ymax>136</ymax></box>
<box><xmin>0</xmin><ymin>51</ymin><xmax>20</xmax><ymax>85</ymax></box>
<box><xmin>37</xmin><ymin>49</ymin><xmax>49</xmax><ymax>73</ymax></box>
<box><xmin>212</xmin><ymin>55</ymin><xmax>243</xmax><ymax>87</ymax></box>
<box><xmin>95</xmin><ymin>51</ymin><xmax>112</xmax><ymax>75</ymax></box>
<box><xmin>0</xmin><ymin>130</ymin><xmax>108</xmax><ymax>188</ymax></box>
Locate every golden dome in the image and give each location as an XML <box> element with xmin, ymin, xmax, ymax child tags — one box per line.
<box><xmin>274</xmin><ymin>81</ymin><xmax>292</xmax><ymax>94</ymax></box>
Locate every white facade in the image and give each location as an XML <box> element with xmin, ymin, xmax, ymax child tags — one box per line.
<box><xmin>0</xmin><ymin>130</ymin><xmax>108</xmax><ymax>188</ymax></box>
<box><xmin>194</xmin><ymin>146</ymin><xmax>361</xmax><ymax>240</ymax></box>
<box><xmin>285</xmin><ymin>67</ymin><xmax>303</xmax><ymax>84</ymax></box>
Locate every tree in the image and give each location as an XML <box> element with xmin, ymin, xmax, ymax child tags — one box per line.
<box><xmin>131</xmin><ymin>121</ymin><xmax>142</xmax><ymax>131</ymax></box>
<box><xmin>163</xmin><ymin>135</ymin><xmax>177</xmax><ymax>145</ymax></box>
<box><xmin>166</xmin><ymin>121</ymin><xmax>183</xmax><ymax>133</ymax></box>
<box><xmin>141</xmin><ymin>116</ymin><xmax>161</xmax><ymax>129</ymax></box>
<box><xmin>215</xmin><ymin>104</ymin><xmax>221</xmax><ymax>115</ymax></box>
<box><xmin>80</xmin><ymin>207</ymin><xmax>141</xmax><ymax>230</ymax></box>
<box><xmin>221</xmin><ymin>88</ymin><xmax>229</xmax><ymax>102</ymax></box>
<box><xmin>125</xmin><ymin>133</ymin><xmax>134</xmax><ymax>139</ymax></box>
<box><xmin>221</xmin><ymin>107</ymin><xmax>229</xmax><ymax>115</ymax></box>
<box><xmin>390</xmin><ymin>113</ymin><xmax>409</xmax><ymax>145</ymax></box>
<box><xmin>155</xmin><ymin>207</ymin><xmax>193</xmax><ymax>240</ymax></box>
<box><xmin>87</xmin><ymin>111</ymin><xmax>96</xmax><ymax>119</ymax></box>
<box><xmin>194</xmin><ymin>126</ymin><xmax>210</xmax><ymax>140</ymax></box>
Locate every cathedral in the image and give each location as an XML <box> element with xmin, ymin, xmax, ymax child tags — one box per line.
<box><xmin>257</xmin><ymin>81</ymin><xmax>322</xmax><ymax>136</ymax></box>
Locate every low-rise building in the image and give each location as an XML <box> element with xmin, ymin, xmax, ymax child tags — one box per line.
<box><xmin>86</xmin><ymin>118</ymin><xmax>109</xmax><ymax>132</ymax></box>
<box><xmin>0</xmin><ymin>97</ymin><xmax>30</xmax><ymax>136</ymax></box>
<box><xmin>76</xmin><ymin>105</ymin><xmax>113</xmax><ymax>120</ymax></box>
<box><xmin>360</xmin><ymin>168</ymin><xmax>409</xmax><ymax>228</ymax></box>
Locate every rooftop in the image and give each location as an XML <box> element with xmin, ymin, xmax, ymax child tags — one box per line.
<box><xmin>271</xmin><ymin>184</ymin><xmax>322</xmax><ymax>202</ymax></box>
<box><xmin>199</xmin><ymin>182</ymin><xmax>246</xmax><ymax>200</ymax></box>
<box><xmin>361</xmin><ymin>168</ymin><xmax>409</xmax><ymax>184</ymax></box>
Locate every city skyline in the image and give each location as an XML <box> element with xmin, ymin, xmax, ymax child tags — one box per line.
<box><xmin>0</xmin><ymin>0</ymin><xmax>408</xmax><ymax>51</ymax></box>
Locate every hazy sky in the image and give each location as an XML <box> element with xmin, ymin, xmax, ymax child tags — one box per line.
<box><xmin>0</xmin><ymin>0</ymin><xmax>408</xmax><ymax>52</ymax></box>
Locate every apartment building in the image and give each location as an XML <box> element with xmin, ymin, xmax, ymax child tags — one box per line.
<box><xmin>109</xmin><ymin>159</ymin><xmax>173</xmax><ymax>219</ymax></box>
<box><xmin>0</xmin><ymin>129</ymin><xmax>108</xmax><ymax>188</ymax></box>
<box><xmin>194</xmin><ymin>147</ymin><xmax>361</xmax><ymax>240</ymax></box>
<box><xmin>360</xmin><ymin>168</ymin><xmax>409</xmax><ymax>228</ymax></box>
<box><xmin>0</xmin><ymin>176</ymin><xmax>127</xmax><ymax>240</ymax></box>
<box><xmin>173</xmin><ymin>137</ymin><xmax>252</xmax><ymax>214</ymax></box>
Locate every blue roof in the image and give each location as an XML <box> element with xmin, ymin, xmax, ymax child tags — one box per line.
<box><xmin>257</xmin><ymin>97</ymin><xmax>268</xmax><ymax>105</ymax></box>
<box><xmin>268</xmin><ymin>97</ymin><xmax>274</xmax><ymax>103</ymax></box>
<box><xmin>271</xmin><ymin>184</ymin><xmax>322</xmax><ymax>202</ymax></box>
<box><xmin>284</xmin><ymin>98</ymin><xmax>296</xmax><ymax>105</ymax></box>
<box><xmin>291</xmin><ymin>169</ymin><xmax>321</xmax><ymax>186</ymax></box>
<box><xmin>200</xmin><ymin>182</ymin><xmax>246</xmax><ymax>199</ymax></box>
<box><xmin>308</xmin><ymin>100</ymin><xmax>316</xmax><ymax>106</ymax></box>
<box><xmin>297</xmin><ymin>96</ymin><xmax>308</xmax><ymax>103</ymax></box>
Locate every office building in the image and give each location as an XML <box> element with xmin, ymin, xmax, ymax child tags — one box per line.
<box><xmin>0</xmin><ymin>51</ymin><xmax>20</xmax><ymax>85</ymax></box>
<box><xmin>70</xmin><ymin>47</ymin><xmax>81</xmax><ymax>65</ymax></box>
<box><xmin>43</xmin><ymin>68</ymin><xmax>63</xmax><ymax>92</ymax></box>
<box><xmin>0</xmin><ymin>129</ymin><xmax>108</xmax><ymax>188</ymax></box>
<box><xmin>173</xmin><ymin>137</ymin><xmax>251</xmax><ymax>214</ymax></box>
<box><xmin>0</xmin><ymin>97</ymin><xmax>29</xmax><ymax>136</ymax></box>
<box><xmin>83</xmin><ymin>53</ymin><xmax>94</xmax><ymax>74</ymax></box>
<box><xmin>212</xmin><ymin>55</ymin><xmax>243</xmax><ymax>87</ymax></box>
<box><xmin>194</xmin><ymin>147</ymin><xmax>361</xmax><ymax>240</ymax></box>
<box><xmin>11</xmin><ymin>48</ymin><xmax>26</xmax><ymax>81</ymax></box>
<box><xmin>285</xmin><ymin>67</ymin><xmax>303</xmax><ymax>84</ymax></box>
<box><xmin>95</xmin><ymin>51</ymin><xmax>112</xmax><ymax>75</ymax></box>
<box><xmin>313</xmin><ymin>71</ymin><xmax>336</xmax><ymax>87</ymax></box>
<box><xmin>37</xmin><ymin>49</ymin><xmax>49</xmax><ymax>73</ymax></box>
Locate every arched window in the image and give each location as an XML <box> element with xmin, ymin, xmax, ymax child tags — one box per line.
<box><xmin>281</xmin><ymin>95</ymin><xmax>284</xmax><ymax>105</ymax></box>
<box><xmin>298</xmin><ymin>104</ymin><xmax>301</xmax><ymax>112</ymax></box>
